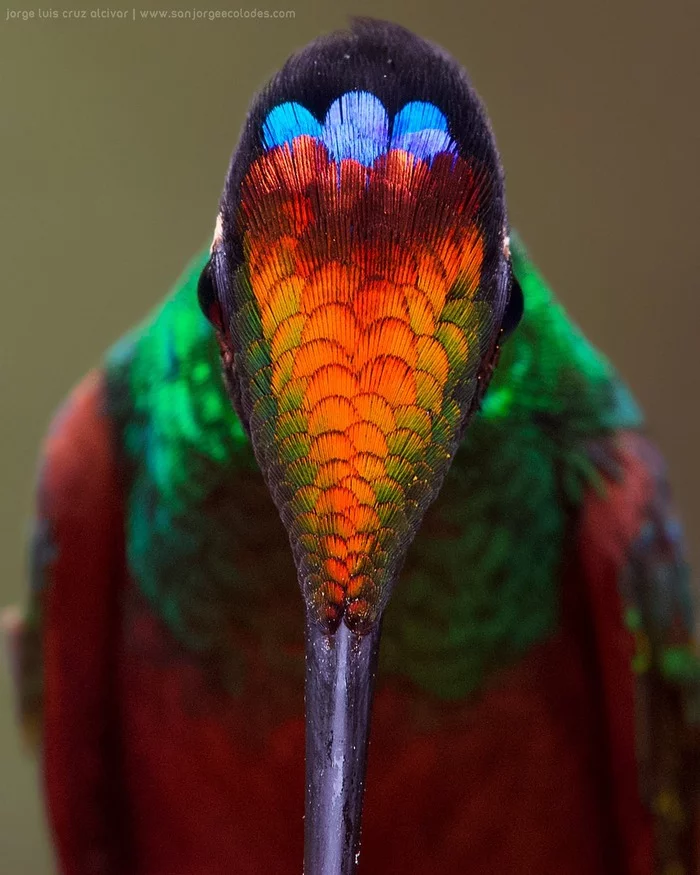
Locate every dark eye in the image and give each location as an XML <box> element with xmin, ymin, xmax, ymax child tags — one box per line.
<box><xmin>500</xmin><ymin>267</ymin><xmax>523</xmax><ymax>341</ymax></box>
<box><xmin>197</xmin><ymin>259</ymin><xmax>224</xmax><ymax>332</ymax></box>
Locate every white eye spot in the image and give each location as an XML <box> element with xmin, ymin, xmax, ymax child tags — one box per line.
<box><xmin>503</xmin><ymin>234</ymin><xmax>511</xmax><ymax>259</ymax></box>
<box><xmin>210</xmin><ymin>212</ymin><xmax>224</xmax><ymax>253</ymax></box>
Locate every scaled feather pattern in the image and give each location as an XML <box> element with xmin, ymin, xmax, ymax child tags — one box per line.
<box><xmin>234</xmin><ymin>91</ymin><xmax>499</xmax><ymax>630</ymax></box>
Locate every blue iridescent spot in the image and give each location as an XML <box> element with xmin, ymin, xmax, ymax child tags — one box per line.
<box><xmin>391</xmin><ymin>101</ymin><xmax>457</xmax><ymax>162</ymax></box>
<box><xmin>323</xmin><ymin>92</ymin><xmax>389</xmax><ymax>165</ymax></box>
<box><xmin>261</xmin><ymin>91</ymin><xmax>456</xmax><ymax>165</ymax></box>
<box><xmin>263</xmin><ymin>102</ymin><xmax>322</xmax><ymax>147</ymax></box>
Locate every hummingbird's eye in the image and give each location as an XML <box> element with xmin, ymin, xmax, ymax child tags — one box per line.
<box><xmin>197</xmin><ymin>260</ymin><xmax>224</xmax><ymax>332</ymax></box>
<box><xmin>500</xmin><ymin>268</ymin><xmax>523</xmax><ymax>341</ymax></box>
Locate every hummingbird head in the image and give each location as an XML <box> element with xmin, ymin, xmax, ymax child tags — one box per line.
<box><xmin>198</xmin><ymin>18</ymin><xmax>522</xmax><ymax>873</ymax></box>
<box><xmin>200</xmin><ymin>18</ymin><xmax>521</xmax><ymax>635</ymax></box>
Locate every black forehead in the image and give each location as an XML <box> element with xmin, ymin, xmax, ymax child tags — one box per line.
<box><xmin>221</xmin><ymin>18</ymin><xmax>504</xmax><ymax>221</ymax></box>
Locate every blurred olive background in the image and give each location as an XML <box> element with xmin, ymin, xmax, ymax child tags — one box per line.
<box><xmin>1</xmin><ymin>0</ymin><xmax>698</xmax><ymax>869</ymax></box>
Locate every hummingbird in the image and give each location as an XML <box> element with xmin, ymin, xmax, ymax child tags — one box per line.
<box><xmin>4</xmin><ymin>17</ymin><xmax>699</xmax><ymax>875</ymax></box>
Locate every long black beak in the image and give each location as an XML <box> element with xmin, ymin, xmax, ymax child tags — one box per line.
<box><xmin>304</xmin><ymin>614</ymin><xmax>382</xmax><ymax>875</ymax></box>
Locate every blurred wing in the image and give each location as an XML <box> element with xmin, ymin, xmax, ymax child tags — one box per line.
<box><xmin>580</xmin><ymin>430</ymin><xmax>700</xmax><ymax>875</ymax></box>
<box><xmin>17</xmin><ymin>371</ymin><xmax>127</xmax><ymax>874</ymax></box>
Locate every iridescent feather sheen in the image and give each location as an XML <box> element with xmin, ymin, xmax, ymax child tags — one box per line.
<box><xmin>232</xmin><ymin>92</ymin><xmax>501</xmax><ymax>630</ymax></box>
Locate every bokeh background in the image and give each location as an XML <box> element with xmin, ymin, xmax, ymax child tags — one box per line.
<box><xmin>1</xmin><ymin>0</ymin><xmax>698</xmax><ymax>870</ymax></box>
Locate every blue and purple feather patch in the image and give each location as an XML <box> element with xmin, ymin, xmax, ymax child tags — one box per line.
<box><xmin>262</xmin><ymin>91</ymin><xmax>457</xmax><ymax>165</ymax></box>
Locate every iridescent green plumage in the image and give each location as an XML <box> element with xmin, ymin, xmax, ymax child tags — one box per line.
<box><xmin>105</xmin><ymin>235</ymin><xmax>641</xmax><ymax>698</ymax></box>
